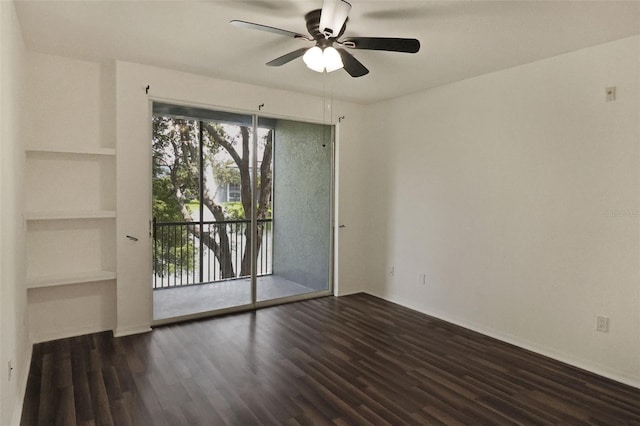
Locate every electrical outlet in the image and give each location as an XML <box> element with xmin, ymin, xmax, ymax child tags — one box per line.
<box><xmin>596</xmin><ymin>316</ymin><xmax>609</xmax><ymax>333</ymax></box>
<box><xmin>8</xmin><ymin>360</ymin><xmax>13</xmax><ymax>382</ymax></box>
<box><xmin>605</xmin><ymin>86</ymin><xmax>616</xmax><ymax>102</ymax></box>
<box><xmin>389</xmin><ymin>266</ymin><xmax>394</xmax><ymax>277</ymax></box>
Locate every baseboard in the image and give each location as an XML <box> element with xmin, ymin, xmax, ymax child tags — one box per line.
<box><xmin>114</xmin><ymin>324</ymin><xmax>152</xmax><ymax>338</ymax></box>
<box><xmin>365</xmin><ymin>291</ymin><xmax>640</xmax><ymax>390</ymax></box>
<box><xmin>11</xmin><ymin>342</ymin><xmax>32</xmax><ymax>426</ymax></box>
<box><xmin>335</xmin><ymin>288</ymin><xmax>363</xmax><ymax>297</ymax></box>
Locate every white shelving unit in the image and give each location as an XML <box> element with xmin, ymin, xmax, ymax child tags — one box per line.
<box><xmin>25</xmin><ymin>210</ymin><xmax>116</xmax><ymax>221</ymax></box>
<box><xmin>25</xmin><ymin>146</ymin><xmax>117</xmax><ymax>290</ymax></box>
<box><xmin>25</xmin><ymin>146</ymin><xmax>116</xmax><ymax>157</ymax></box>
<box><xmin>23</xmin><ymin>56</ymin><xmax>122</xmax><ymax>342</ymax></box>
<box><xmin>26</xmin><ymin>270</ymin><xmax>117</xmax><ymax>290</ymax></box>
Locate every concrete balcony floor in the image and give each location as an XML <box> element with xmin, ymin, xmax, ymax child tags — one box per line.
<box><xmin>153</xmin><ymin>275</ymin><xmax>321</xmax><ymax>322</ymax></box>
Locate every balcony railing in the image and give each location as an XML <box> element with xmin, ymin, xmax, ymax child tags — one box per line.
<box><xmin>152</xmin><ymin>219</ymin><xmax>272</xmax><ymax>289</ymax></box>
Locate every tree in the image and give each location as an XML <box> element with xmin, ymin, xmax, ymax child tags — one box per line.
<box><xmin>152</xmin><ymin>116</ymin><xmax>273</xmax><ymax>281</ymax></box>
<box><xmin>152</xmin><ymin>168</ymin><xmax>196</xmax><ymax>279</ymax></box>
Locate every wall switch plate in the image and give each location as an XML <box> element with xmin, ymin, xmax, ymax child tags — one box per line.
<box><xmin>596</xmin><ymin>316</ymin><xmax>609</xmax><ymax>333</ymax></box>
<box><xmin>419</xmin><ymin>273</ymin><xmax>426</xmax><ymax>285</ymax></box>
<box><xmin>389</xmin><ymin>266</ymin><xmax>394</xmax><ymax>277</ymax></box>
<box><xmin>8</xmin><ymin>360</ymin><xmax>13</xmax><ymax>382</ymax></box>
<box><xmin>605</xmin><ymin>86</ymin><xmax>616</xmax><ymax>102</ymax></box>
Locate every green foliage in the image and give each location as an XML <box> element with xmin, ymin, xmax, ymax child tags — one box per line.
<box><xmin>185</xmin><ymin>200</ymin><xmax>200</xmax><ymax>216</ymax></box>
<box><xmin>223</xmin><ymin>202</ymin><xmax>245</xmax><ymax>220</ymax></box>
<box><xmin>213</xmin><ymin>160</ymin><xmax>241</xmax><ymax>186</ymax></box>
<box><xmin>153</xmin><ymin>177</ymin><xmax>182</xmax><ymax>222</ymax></box>
<box><xmin>221</xmin><ymin>203</ymin><xmax>271</xmax><ymax>220</ymax></box>
<box><xmin>152</xmin><ymin>184</ymin><xmax>196</xmax><ymax>276</ymax></box>
<box><xmin>153</xmin><ymin>223</ymin><xmax>196</xmax><ymax>279</ymax></box>
<box><xmin>152</xmin><ymin>116</ymin><xmax>197</xmax><ymax>276</ymax></box>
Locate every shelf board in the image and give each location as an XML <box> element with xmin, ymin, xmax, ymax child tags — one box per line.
<box><xmin>27</xmin><ymin>270</ymin><xmax>116</xmax><ymax>289</ymax></box>
<box><xmin>25</xmin><ymin>210</ymin><xmax>116</xmax><ymax>221</ymax></box>
<box><xmin>26</xmin><ymin>146</ymin><xmax>116</xmax><ymax>156</ymax></box>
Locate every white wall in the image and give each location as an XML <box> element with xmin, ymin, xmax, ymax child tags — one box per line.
<box><xmin>115</xmin><ymin>61</ymin><xmax>368</xmax><ymax>335</ymax></box>
<box><xmin>24</xmin><ymin>54</ymin><xmax>115</xmax><ymax>151</ymax></box>
<box><xmin>364</xmin><ymin>35</ymin><xmax>640</xmax><ymax>386</ymax></box>
<box><xmin>0</xmin><ymin>2</ymin><xmax>28</xmax><ymax>424</ymax></box>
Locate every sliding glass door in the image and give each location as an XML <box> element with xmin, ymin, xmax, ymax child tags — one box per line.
<box><xmin>151</xmin><ymin>104</ymin><xmax>332</xmax><ymax>322</ymax></box>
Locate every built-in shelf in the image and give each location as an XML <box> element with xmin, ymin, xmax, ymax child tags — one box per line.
<box><xmin>26</xmin><ymin>146</ymin><xmax>116</xmax><ymax>156</ymax></box>
<box><xmin>25</xmin><ymin>210</ymin><xmax>116</xmax><ymax>221</ymax></box>
<box><xmin>27</xmin><ymin>270</ymin><xmax>117</xmax><ymax>289</ymax></box>
<box><xmin>25</xmin><ymin>141</ymin><xmax>117</xmax><ymax>291</ymax></box>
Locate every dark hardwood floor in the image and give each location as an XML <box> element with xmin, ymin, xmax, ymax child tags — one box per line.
<box><xmin>21</xmin><ymin>293</ymin><xmax>640</xmax><ymax>425</ymax></box>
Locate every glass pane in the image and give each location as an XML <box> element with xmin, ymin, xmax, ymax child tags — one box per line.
<box><xmin>201</xmin><ymin>120</ymin><xmax>254</xmax><ymax>281</ymax></box>
<box><xmin>152</xmin><ymin>110</ymin><xmax>254</xmax><ymax>321</ymax></box>
<box><xmin>257</xmin><ymin>118</ymin><xmax>332</xmax><ymax>302</ymax></box>
<box><xmin>151</xmin><ymin>116</ymin><xmax>200</xmax><ymax>289</ymax></box>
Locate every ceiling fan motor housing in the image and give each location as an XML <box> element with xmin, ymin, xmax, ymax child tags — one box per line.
<box><xmin>318</xmin><ymin>0</ymin><xmax>352</xmax><ymax>38</ymax></box>
<box><xmin>306</xmin><ymin>9</ymin><xmax>346</xmax><ymax>41</ymax></box>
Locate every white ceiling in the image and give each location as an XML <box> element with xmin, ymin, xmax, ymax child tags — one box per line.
<box><xmin>14</xmin><ymin>0</ymin><xmax>640</xmax><ymax>104</ymax></box>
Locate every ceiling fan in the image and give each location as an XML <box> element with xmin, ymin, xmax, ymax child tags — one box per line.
<box><xmin>230</xmin><ymin>0</ymin><xmax>420</xmax><ymax>77</ymax></box>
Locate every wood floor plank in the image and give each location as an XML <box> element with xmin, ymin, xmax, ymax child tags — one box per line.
<box><xmin>21</xmin><ymin>293</ymin><xmax>640</xmax><ymax>425</ymax></box>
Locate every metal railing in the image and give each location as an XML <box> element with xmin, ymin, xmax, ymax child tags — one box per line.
<box><xmin>152</xmin><ymin>219</ymin><xmax>272</xmax><ymax>289</ymax></box>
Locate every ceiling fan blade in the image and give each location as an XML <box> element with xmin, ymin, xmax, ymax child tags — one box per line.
<box><xmin>342</xmin><ymin>37</ymin><xmax>420</xmax><ymax>53</ymax></box>
<box><xmin>266</xmin><ymin>48</ymin><xmax>310</xmax><ymax>66</ymax></box>
<box><xmin>337</xmin><ymin>48</ymin><xmax>369</xmax><ymax>77</ymax></box>
<box><xmin>230</xmin><ymin>20</ymin><xmax>311</xmax><ymax>40</ymax></box>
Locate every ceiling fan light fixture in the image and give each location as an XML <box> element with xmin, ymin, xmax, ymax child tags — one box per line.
<box><xmin>319</xmin><ymin>0</ymin><xmax>351</xmax><ymax>38</ymax></box>
<box><xmin>303</xmin><ymin>46</ymin><xmax>344</xmax><ymax>73</ymax></box>
<box><xmin>303</xmin><ymin>46</ymin><xmax>325</xmax><ymax>72</ymax></box>
<box><xmin>323</xmin><ymin>46</ymin><xmax>344</xmax><ymax>72</ymax></box>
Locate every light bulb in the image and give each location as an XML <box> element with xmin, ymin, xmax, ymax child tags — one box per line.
<box><xmin>323</xmin><ymin>46</ymin><xmax>343</xmax><ymax>72</ymax></box>
<box><xmin>303</xmin><ymin>46</ymin><xmax>325</xmax><ymax>72</ymax></box>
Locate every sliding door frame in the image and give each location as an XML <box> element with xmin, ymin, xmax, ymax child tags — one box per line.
<box><xmin>150</xmin><ymin>99</ymin><xmax>335</xmax><ymax>326</ymax></box>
